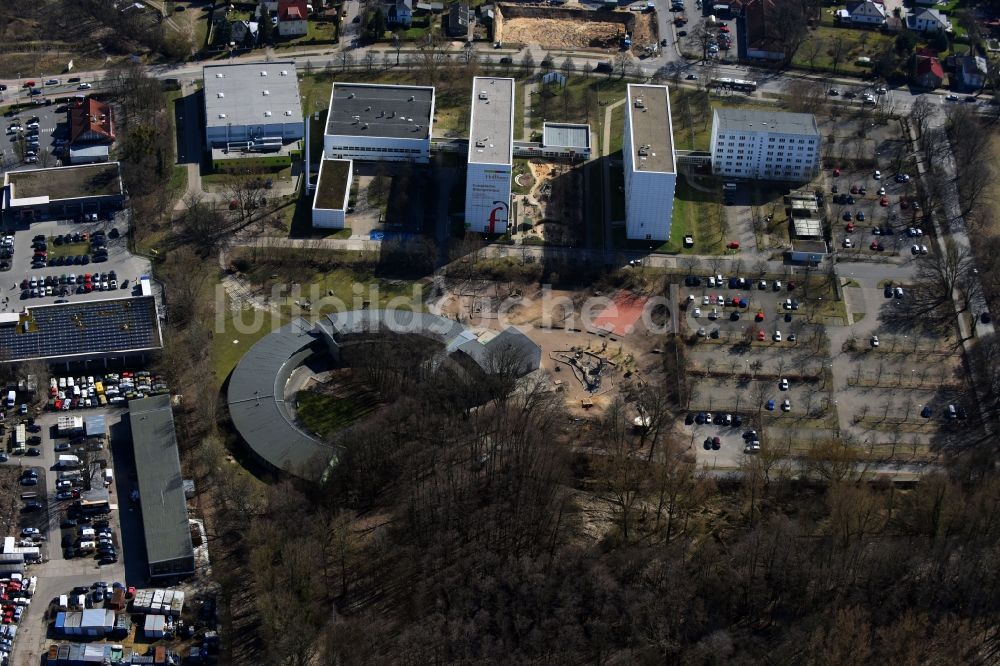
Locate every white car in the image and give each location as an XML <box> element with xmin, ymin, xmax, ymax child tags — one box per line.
<box><xmin>920</xmin><ymin>245</ymin><xmax>928</xmax><ymax>254</ymax></box>
<box><xmin>877</xmin><ymin>187</ymin><xmax>885</xmax><ymax>196</ymax></box>
<box><xmin>708</xmin><ymin>308</ymin><xmax>718</xmax><ymax>320</ymax></box>
<box><xmin>779</xmin><ymin>378</ymin><xmax>788</xmax><ymax>391</ymax></box>
<box><xmin>77</xmin><ymin>82</ymin><xmax>92</xmax><ymax>90</ymax></box>
<box><xmin>702</xmin><ymin>295</ymin><xmax>710</xmax><ymax>305</ymax></box>
<box><xmin>871</xmin><ymin>335</ymin><xmax>880</xmax><ymax>347</ymax></box>
<box><xmin>716</xmin><ymin>295</ymin><xmax>725</xmax><ymax>306</ymax></box>
<box><xmin>782</xmin><ymin>399</ymin><xmax>791</xmax><ymax>412</ymax></box>
<box><xmin>873</xmin><ymin>170</ymin><xmax>881</xmax><ymax>179</ymax></box>
<box><xmin>773</xmin><ymin>331</ymin><xmax>782</xmax><ymax>342</ymax></box>
<box><xmin>783</xmin><ymin>298</ymin><xmax>792</xmax><ymax>310</ymax></box>
<box><xmin>843</xmin><ymin>238</ymin><xmax>853</xmax><ymax>248</ymax></box>
<box><xmin>693</xmin><ymin>308</ymin><xmax>702</xmax><ymax>318</ymax></box>
<box><xmin>774</xmin><ymin>280</ymin><xmax>782</xmax><ymax>291</ymax></box>
<box><xmin>911</xmin><ymin>244</ymin><xmax>921</xmax><ymax>255</ymax></box>
<box><xmin>20</xmin><ymin>528</ymin><xmax>39</xmax><ymax>537</ymax></box>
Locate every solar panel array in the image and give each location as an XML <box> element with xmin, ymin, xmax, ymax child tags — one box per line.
<box><xmin>0</xmin><ymin>296</ymin><xmax>160</xmax><ymax>362</ymax></box>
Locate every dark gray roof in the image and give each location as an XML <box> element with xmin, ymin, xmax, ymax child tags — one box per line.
<box><xmin>713</xmin><ymin>108</ymin><xmax>819</xmax><ymax>137</ymax></box>
<box><xmin>543</xmin><ymin>122</ymin><xmax>590</xmax><ymax>149</ymax></box>
<box><xmin>128</xmin><ymin>395</ymin><xmax>194</xmax><ymax>573</ymax></box>
<box><xmin>226</xmin><ymin>318</ymin><xmax>336</xmax><ymax>477</ymax></box>
<box><xmin>0</xmin><ymin>296</ymin><xmax>161</xmax><ymax>363</ymax></box>
<box><xmin>227</xmin><ymin>312</ymin><xmax>541</xmax><ymax>477</ymax></box>
<box><xmin>326</xmin><ymin>83</ymin><xmax>434</xmax><ymax>140</ymax></box>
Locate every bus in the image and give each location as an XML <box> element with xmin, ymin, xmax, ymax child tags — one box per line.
<box><xmin>711</xmin><ymin>78</ymin><xmax>758</xmax><ymax>94</ymax></box>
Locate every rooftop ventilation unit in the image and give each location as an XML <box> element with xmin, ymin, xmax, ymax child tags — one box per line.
<box><xmin>263</xmin><ymin>90</ymin><xmax>270</xmax><ymax>96</ymax></box>
<box><xmin>348</xmin><ymin>92</ymin><xmax>355</xmax><ymax>99</ymax></box>
<box><xmin>475</xmin><ymin>139</ymin><xmax>487</xmax><ymax>148</ymax></box>
<box><xmin>478</xmin><ymin>91</ymin><xmax>489</xmax><ymax>100</ymax></box>
<box><xmin>365</xmin><ymin>106</ymin><xmax>371</xmax><ymax>112</ymax></box>
<box><xmin>215</xmin><ymin>73</ymin><xmax>224</xmax><ymax>78</ymax></box>
<box><xmin>285</xmin><ymin>110</ymin><xmax>293</xmax><ymax>116</ymax></box>
<box><xmin>218</xmin><ymin>113</ymin><xmax>226</xmax><ymax>119</ymax></box>
<box><xmin>280</xmin><ymin>70</ymin><xmax>288</xmax><ymax>76</ymax></box>
<box><xmin>634</xmin><ymin>97</ymin><xmax>645</xmax><ymax>109</ymax></box>
<box><xmin>637</xmin><ymin>145</ymin><xmax>649</xmax><ymax>157</ymax></box>
<box><xmin>217</xmin><ymin>92</ymin><xmax>224</xmax><ymax>98</ymax></box>
<box><xmin>408</xmin><ymin>95</ymin><xmax>415</xmax><ymax>101</ymax></box>
<box><xmin>362</xmin><ymin>123</ymin><xmax>368</xmax><ymax>130</ymax></box>
<box><xmin>264</xmin><ymin>111</ymin><xmax>272</xmax><ymax>117</ymax></box>
<box><xmin>260</xmin><ymin>70</ymin><xmax>268</xmax><ymax>76</ymax></box>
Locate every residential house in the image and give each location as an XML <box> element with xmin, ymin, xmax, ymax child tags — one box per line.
<box><xmin>954</xmin><ymin>54</ymin><xmax>988</xmax><ymax>89</ymax></box>
<box><xmin>385</xmin><ymin>0</ymin><xmax>413</xmax><ymax>26</ymax></box>
<box><xmin>231</xmin><ymin>19</ymin><xmax>260</xmax><ymax>46</ymax></box>
<box><xmin>907</xmin><ymin>7</ymin><xmax>951</xmax><ymax>33</ymax></box>
<box><xmin>277</xmin><ymin>0</ymin><xmax>308</xmax><ymax>36</ymax></box>
<box><xmin>447</xmin><ymin>2</ymin><xmax>469</xmax><ymax>38</ymax></box>
<box><xmin>912</xmin><ymin>48</ymin><xmax>945</xmax><ymax>89</ymax></box>
<box><xmin>847</xmin><ymin>0</ymin><xmax>886</xmax><ymax>27</ymax></box>
<box><xmin>739</xmin><ymin>0</ymin><xmax>785</xmax><ymax>61</ymax></box>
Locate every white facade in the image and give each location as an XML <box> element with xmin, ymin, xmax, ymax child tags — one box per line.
<box><xmin>622</xmin><ymin>84</ymin><xmax>676</xmax><ymax>242</ymax></box>
<box><xmin>848</xmin><ymin>0</ymin><xmax>886</xmax><ymax>25</ymax></box>
<box><xmin>908</xmin><ymin>8</ymin><xmax>951</xmax><ymax>32</ymax></box>
<box><xmin>323</xmin><ymin>133</ymin><xmax>430</xmax><ymax>163</ymax></box>
<box><xmin>710</xmin><ymin>109</ymin><xmax>821</xmax><ymax>182</ymax></box>
<box><xmin>465</xmin><ymin>77</ymin><xmax>514</xmax><ymax>234</ymax></box>
<box><xmin>312</xmin><ymin>158</ymin><xmax>352</xmax><ymax>229</ymax></box>
<box><xmin>465</xmin><ymin>162</ymin><xmax>512</xmax><ymax>233</ymax></box>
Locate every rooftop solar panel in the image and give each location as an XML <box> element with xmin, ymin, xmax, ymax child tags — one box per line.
<box><xmin>0</xmin><ymin>296</ymin><xmax>161</xmax><ymax>362</ymax></box>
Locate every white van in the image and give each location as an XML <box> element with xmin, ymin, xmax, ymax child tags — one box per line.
<box><xmin>6</xmin><ymin>390</ymin><xmax>15</xmax><ymax>408</ymax></box>
<box><xmin>103</xmin><ymin>469</ymin><xmax>114</xmax><ymax>485</ymax></box>
<box><xmin>57</xmin><ymin>454</ymin><xmax>82</xmax><ymax>469</ymax></box>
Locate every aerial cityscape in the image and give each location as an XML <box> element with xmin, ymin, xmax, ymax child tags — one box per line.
<box><xmin>0</xmin><ymin>0</ymin><xmax>999</xmax><ymax>663</ymax></box>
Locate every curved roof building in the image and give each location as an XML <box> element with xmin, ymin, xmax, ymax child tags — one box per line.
<box><xmin>226</xmin><ymin>311</ymin><xmax>540</xmax><ymax>478</ymax></box>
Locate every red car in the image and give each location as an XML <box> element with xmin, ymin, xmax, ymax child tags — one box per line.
<box><xmin>879</xmin><ymin>197</ymin><xmax>889</xmax><ymax>206</ymax></box>
<box><xmin>755</xmin><ymin>311</ymin><xmax>765</xmax><ymax>322</ymax></box>
<box><xmin>757</xmin><ymin>330</ymin><xmax>766</xmax><ymax>341</ymax></box>
<box><xmin>846</xmin><ymin>222</ymin><xmax>855</xmax><ymax>232</ymax></box>
<box><xmin>727</xmin><ymin>240</ymin><xmax>740</xmax><ymax>249</ymax></box>
<box><xmin>870</xmin><ymin>241</ymin><xmax>884</xmax><ymax>251</ymax></box>
<box><xmin>718</xmin><ymin>25</ymin><xmax>730</xmax><ymax>32</ymax></box>
<box><xmin>850</xmin><ymin>185</ymin><xmax>860</xmax><ymax>194</ymax></box>
<box><xmin>732</xmin><ymin>297</ymin><xmax>741</xmax><ymax>307</ymax></box>
<box><xmin>23</xmin><ymin>80</ymin><xmax>35</xmax><ymax>88</ymax></box>
<box><xmin>833</xmin><ymin>168</ymin><xmax>841</xmax><ymax>177</ymax></box>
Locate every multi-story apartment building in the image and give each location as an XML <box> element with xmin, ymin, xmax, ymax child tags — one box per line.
<box><xmin>622</xmin><ymin>84</ymin><xmax>676</xmax><ymax>241</ymax></box>
<box><xmin>710</xmin><ymin>108</ymin><xmax>821</xmax><ymax>182</ymax></box>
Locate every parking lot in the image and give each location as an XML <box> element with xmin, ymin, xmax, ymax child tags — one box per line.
<box><xmin>2</xmin><ymin>406</ymin><xmax>129</xmax><ymax>664</ymax></box>
<box><xmin>2</xmin><ymin>98</ymin><xmax>71</xmax><ymax>171</ymax></box>
<box><xmin>0</xmin><ymin>214</ymin><xmax>150</xmax><ymax>310</ymax></box>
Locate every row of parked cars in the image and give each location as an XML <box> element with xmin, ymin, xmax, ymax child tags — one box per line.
<box><xmin>21</xmin><ymin>270</ymin><xmax>122</xmax><ymax>298</ymax></box>
<box><xmin>0</xmin><ymin>572</ymin><xmax>37</xmax><ymax>663</ymax></box>
<box><xmin>47</xmin><ymin>371</ymin><xmax>167</xmax><ymax>411</ymax></box>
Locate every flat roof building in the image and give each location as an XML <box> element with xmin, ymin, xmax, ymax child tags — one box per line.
<box><xmin>312</xmin><ymin>158</ymin><xmax>353</xmax><ymax>229</ymax></box>
<box><xmin>1</xmin><ymin>163</ymin><xmax>124</xmax><ymax>221</ymax></box>
<box><xmin>465</xmin><ymin>77</ymin><xmax>514</xmax><ymax>233</ymax></box>
<box><xmin>128</xmin><ymin>394</ymin><xmax>195</xmax><ymax>579</ymax></box>
<box><xmin>202</xmin><ymin>62</ymin><xmax>304</xmax><ymax>151</ymax></box>
<box><xmin>0</xmin><ymin>296</ymin><xmax>161</xmax><ymax>366</ymax></box>
<box><xmin>324</xmin><ymin>82</ymin><xmax>435</xmax><ymax>163</ymax></box>
<box><xmin>541</xmin><ymin>122</ymin><xmax>592</xmax><ymax>160</ymax></box>
<box><xmin>710</xmin><ymin>108</ymin><xmax>821</xmax><ymax>182</ymax></box>
<box><xmin>622</xmin><ymin>84</ymin><xmax>677</xmax><ymax>241</ymax></box>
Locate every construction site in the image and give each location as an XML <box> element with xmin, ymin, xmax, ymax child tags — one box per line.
<box><xmin>495</xmin><ymin>3</ymin><xmax>658</xmax><ymax>53</ymax></box>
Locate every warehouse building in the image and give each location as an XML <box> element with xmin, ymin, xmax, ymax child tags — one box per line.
<box><xmin>312</xmin><ymin>158</ymin><xmax>352</xmax><ymax>229</ymax></box>
<box><xmin>710</xmin><ymin>108</ymin><xmax>821</xmax><ymax>182</ymax></box>
<box><xmin>203</xmin><ymin>62</ymin><xmax>304</xmax><ymax>150</ymax></box>
<box><xmin>324</xmin><ymin>82</ymin><xmax>435</xmax><ymax>163</ymax></box>
<box><xmin>465</xmin><ymin>77</ymin><xmax>514</xmax><ymax>234</ymax></box>
<box><xmin>128</xmin><ymin>394</ymin><xmax>195</xmax><ymax>579</ymax></box>
<box><xmin>622</xmin><ymin>84</ymin><xmax>676</xmax><ymax>241</ymax></box>
<box><xmin>1</xmin><ymin>162</ymin><xmax>125</xmax><ymax>221</ymax></box>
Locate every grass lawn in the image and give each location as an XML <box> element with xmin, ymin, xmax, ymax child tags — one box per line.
<box><xmin>609</xmin><ymin>103</ymin><xmax>624</xmax><ymax>154</ymax></box>
<box><xmin>793</xmin><ymin>25</ymin><xmax>895</xmax><ymax>74</ymax></box>
<box><xmin>295</xmin><ymin>389</ymin><xmax>379</xmax><ymax>438</ymax></box>
<box><xmin>612</xmin><ymin>175</ymin><xmax>725</xmax><ymax>254</ymax></box>
<box><xmin>212</xmin><ymin>295</ymin><xmax>282</xmax><ymax>388</ymax></box>
<box><xmin>274</xmin><ymin>20</ymin><xmax>337</xmax><ymax>48</ymax></box>
<box><xmin>47</xmin><ymin>241</ymin><xmax>90</xmax><ymax>259</ymax></box>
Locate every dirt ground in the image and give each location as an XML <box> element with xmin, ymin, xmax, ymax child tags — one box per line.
<box><xmin>518</xmin><ymin>161</ymin><xmax>585</xmax><ymax>246</ymax></box>
<box><xmin>499</xmin><ymin>12</ymin><xmax>656</xmax><ymax>53</ymax></box>
<box><xmin>433</xmin><ymin>282</ymin><xmax>666</xmax><ymax>415</ymax></box>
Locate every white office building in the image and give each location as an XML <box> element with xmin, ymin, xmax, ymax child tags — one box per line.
<box><xmin>710</xmin><ymin>108</ymin><xmax>821</xmax><ymax>182</ymax></box>
<box><xmin>203</xmin><ymin>62</ymin><xmax>304</xmax><ymax>150</ymax></box>
<box><xmin>622</xmin><ymin>84</ymin><xmax>677</xmax><ymax>241</ymax></box>
<box><xmin>324</xmin><ymin>83</ymin><xmax>435</xmax><ymax>163</ymax></box>
<box><xmin>465</xmin><ymin>77</ymin><xmax>514</xmax><ymax>234</ymax></box>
